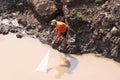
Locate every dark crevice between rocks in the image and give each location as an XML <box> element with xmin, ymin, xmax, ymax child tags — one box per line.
<box><xmin>54</xmin><ymin>0</ymin><xmax>64</xmax><ymax>16</ymax></box>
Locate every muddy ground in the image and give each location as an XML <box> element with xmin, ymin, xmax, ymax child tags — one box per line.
<box><xmin>0</xmin><ymin>0</ymin><xmax>120</xmax><ymax>62</ymax></box>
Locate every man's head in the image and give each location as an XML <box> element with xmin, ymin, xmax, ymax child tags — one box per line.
<box><xmin>51</xmin><ymin>19</ymin><xmax>57</xmax><ymax>26</ymax></box>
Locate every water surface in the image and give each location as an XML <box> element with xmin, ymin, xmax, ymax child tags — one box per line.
<box><xmin>0</xmin><ymin>34</ymin><xmax>120</xmax><ymax>80</ymax></box>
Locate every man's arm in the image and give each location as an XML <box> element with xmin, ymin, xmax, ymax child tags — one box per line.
<box><xmin>53</xmin><ymin>31</ymin><xmax>61</xmax><ymax>44</ymax></box>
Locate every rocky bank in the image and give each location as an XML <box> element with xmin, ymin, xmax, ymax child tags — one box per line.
<box><xmin>0</xmin><ymin>0</ymin><xmax>120</xmax><ymax>62</ymax></box>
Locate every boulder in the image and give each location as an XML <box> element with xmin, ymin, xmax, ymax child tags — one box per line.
<box><xmin>27</xmin><ymin>0</ymin><xmax>58</xmax><ymax>21</ymax></box>
<box><xmin>110</xmin><ymin>27</ymin><xmax>120</xmax><ymax>36</ymax></box>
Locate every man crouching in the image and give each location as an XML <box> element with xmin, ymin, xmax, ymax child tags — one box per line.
<box><xmin>51</xmin><ymin>19</ymin><xmax>68</xmax><ymax>49</ymax></box>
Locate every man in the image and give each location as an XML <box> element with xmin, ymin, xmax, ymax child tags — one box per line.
<box><xmin>51</xmin><ymin>19</ymin><xmax>68</xmax><ymax>48</ymax></box>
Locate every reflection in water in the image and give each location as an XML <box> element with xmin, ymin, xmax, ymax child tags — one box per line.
<box><xmin>54</xmin><ymin>55</ymin><xmax>78</xmax><ymax>78</ymax></box>
<box><xmin>54</xmin><ymin>54</ymin><xmax>70</xmax><ymax>79</ymax></box>
<box><xmin>36</xmin><ymin>50</ymin><xmax>50</xmax><ymax>72</ymax></box>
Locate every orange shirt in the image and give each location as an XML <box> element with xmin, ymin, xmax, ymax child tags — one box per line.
<box><xmin>56</xmin><ymin>21</ymin><xmax>67</xmax><ymax>32</ymax></box>
<box><xmin>54</xmin><ymin>21</ymin><xmax>67</xmax><ymax>43</ymax></box>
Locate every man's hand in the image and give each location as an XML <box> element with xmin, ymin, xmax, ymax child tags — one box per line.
<box><xmin>52</xmin><ymin>41</ymin><xmax>55</xmax><ymax>45</ymax></box>
<box><xmin>51</xmin><ymin>40</ymin><xmax>57</xmax><ymax>48</ymax></box>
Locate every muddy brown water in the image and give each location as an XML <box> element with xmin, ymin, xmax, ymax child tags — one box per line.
<box><xmin>0</xmin><ymin>34</ymin><xmax>120</xmax><ymax>80</ymax></box>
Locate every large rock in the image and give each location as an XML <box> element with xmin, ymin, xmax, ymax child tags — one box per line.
<box><xmin>28</xmin><ymin>0</ymin><xmax>58</xmax><ymax>21</ymax></box>
<box><xmin>0</xmin><ymin>0</ymin><xmax>26</xmax><ymax>12</ymax></box>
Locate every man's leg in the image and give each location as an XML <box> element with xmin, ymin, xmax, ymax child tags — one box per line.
<box><xmin>63</xmin><ymin>38</ymin><xmax>67</xmax><ymax>48</ymax></box>
<box><xmin>62</xmin><ymin>28</ymin><xmax>68</xmax><ymax>49</ymax></box>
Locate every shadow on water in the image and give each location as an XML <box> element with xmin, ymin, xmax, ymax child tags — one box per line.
<box><xmin>54</xmin><ymin>54</ymin><xmax>78</xmax><ymax>79</ymax></box>
<box><xmin>54</xmin><ymin>54</ymin><xmax>71</xmax><ymax>79</ymax></box>
<box><xmin>67</xmin><ymin>55</ymin><xmax>79</xmax><ymax>74</ymax></box>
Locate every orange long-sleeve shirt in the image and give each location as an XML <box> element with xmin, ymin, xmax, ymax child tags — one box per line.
<box><xmin>54</xmin><ymin>21</ymin><xmax>67</xmax><ymax>43</ymax></box>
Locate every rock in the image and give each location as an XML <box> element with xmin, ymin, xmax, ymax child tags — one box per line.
<box><xmin>110</xmin><ymin>46</ymin><xmax>118</xmax><ymax>57</ymax></box>
<box><xmin>28</xmin><ymin>0</ymin><xmax>58</xmax><ymax>21</ymax></box>
<box><xmin>16</xmin><ymin>33</ymin><xmax>24</xmax><ymax>38</ymax></box>
<box><xmin>95</xmin><ymin>53</ymin><xmax>103</xmax><ymax>57</ymax></box>
<box><xmin>0</xmin><ymin>24</ymin><xmax>10</xmax><ymax>35</ymax></box>
<box><xmin>1</xmin><ymin>19</ymin><xmax>10</xmax><ymax>25</ymax></box>
<box><xmin>16</xmin><ymin>30</ymin><xmax>25</xmax><ymax>39</ymax></box>
<box><xmin>110</xmin><ymin>27</ymin><xmax>120</xmax><ymax>36</ymax></box>
<box><xmin>10</xmin><ymin>27</ymin><xmax>19</xmax><ymax>33</ymax></box>
<box><xmin>61</xmin><ymin>0</ymin><xmax>95</xmax><ymax>7</ymax></box>
<box><xmin>18</xmin><ymin>19</ymin><xmax>27</xmax><ymax>27</ymax></box>
<box><xmin>66</xmin><ymin>44</ymin><xmax>80</xmax><ymax>54</ymax></box>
